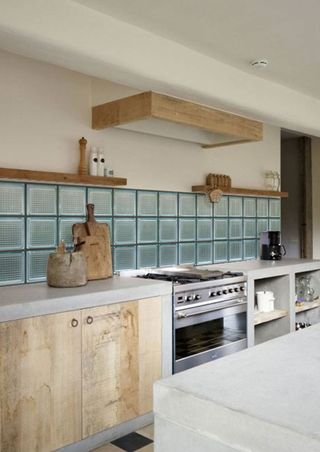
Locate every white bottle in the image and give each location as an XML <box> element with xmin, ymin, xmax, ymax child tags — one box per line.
<box><xmin>97</xmin><ymin>148</ymin><xmax>105</xmax><ymax>177</ymax></box>
<box><xmin>89</xmin><ymin>146</ymin><xmax>98</xmax><ymax>176</ymax></box>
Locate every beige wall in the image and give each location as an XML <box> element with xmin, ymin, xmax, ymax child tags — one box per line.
<box><xmin>0</xmin><ymin>49</ymin><xmax>280</xmax><ymax>192</ymax></box>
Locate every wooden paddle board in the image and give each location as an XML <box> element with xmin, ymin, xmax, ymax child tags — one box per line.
<box><xmin>72</xmin><ymin>204</ymin><xmax>113</xmax><ymax>280</ymax></box>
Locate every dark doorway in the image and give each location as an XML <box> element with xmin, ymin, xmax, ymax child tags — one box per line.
<box><xmin>281</xmin><ymin>132</ymin><xmax>312</xmax><ymax>258</ymax></box>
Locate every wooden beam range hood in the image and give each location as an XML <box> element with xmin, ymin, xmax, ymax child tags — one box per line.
<box><xmin>92</xmin><ymin>91</ymin><xmax>263</xmax><ymax>148</ymax></box>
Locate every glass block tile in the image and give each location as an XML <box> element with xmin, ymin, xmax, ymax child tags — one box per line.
<box><xmin>27</xmin><ymin>218</ymin><xmax>57</xmax><ymax>249</ymax></box>
<box><xmin>0</xmin><ymin>182</ymin><xmax>24</xmax><ymax>215</ymax></box>
<box><xmin>197</xmin><ymin>219</ymin><xmax>212</xmax><ymax>241</ymax></box>
<box><xmin>244</xmin><ymin>198</ymin><xmax>256</xmax><ymax>217</ymax></box>
<box><xmin>214</xmin><ymin>219</ymin><xmax>228</xmax><ymax>240</ymax></box>
<box><xmin>229</xmin><ymin>197</ymin><xmax>243</xmax><ymax>217</ymax></box>
<box><xmin>88</xmin><ymin>188</ymin><xmax>112</xmax><ymax>216</ymax></box>
<box><xmin>27</xmin><ymin>250</ymin><xmax>51</xmax><ymax>282</ymax></box>
<box><xmin>27</xmin><ymin>184</ymin><xmax>57</xmax><ymax>215</ymax></box>
<box><xmin>229</xmin><ymin>240</ymin><xmax>243</xmax><ymax>261</ymax></box>
<box><xmin>179</xmin><ymin>243</ymin><xmax>196</xmax><ymax>265</ymax></box>
<box><xmin>59</xmin><ymin>186</ymin><xmax>86</xmax><ymax>216</ymax></box>
<box><xmin>244</xmin><ymin>240</ymin><xmax>257</xmax><ymax>260</ymax></box>
<box><xmin>137</xmin><ymin>245</ymin><xmax>158</xmax><ymax>268</ymax></box>
<box><xmin>159</xmin><ymin>244</ymin><xmax>178</xmax><ymax>267</ymax></box>
<box><xmin>179</xmin><ymin>219</ymin><xmax>196</xmax><ymax>242</ymax></box>
<box><xmin>137</xmin><ymin>191</ymin><xmax>158</xmax><ymax>216</ymax></box>
<box><xmin>159</xmin><ymin>192</ymin><xmax>177</xmax><ymax>216</ymax></box>
<box><xmin>114</xmin><ymin>218</ymin><xmax>136</xmax><ymax>245</ymax></box>
<box><xmin>179</xmin><ymin>193</ymin><xmax>196</xmax><ymax>216</ymax></box>
<box><xmin>229</xmin><ymin>219</ymin><xmax>243</xmax><ymax>239</ymax></box>
<box><xmin>59</xmin><ymin>217</ymin><xmax>85</xmax><ymax>247</ymax></box>
<box><xmin>114</xmin><ymin>189</ymin><xmax>136</xmax><ymax>216</ymax></box>
<box><xmin>0</xmin><ymin>252</ymin><xmax>25</xmax><ymax>285</ymax></box>
<box><xmin>138</xmin><ymin>218</ymin><xmax>157</xmax><ymax>243</ymax></box>
<box><xmin>257</xmin><ymin>219</ymin><xmax>269</xmax><ymax>237</ymax></box>
<box><xmin>213</xmin><ymin>196</ymin><xmax>228</xmax><ymax>217</ymax></box>
<box><xmin>96</xmin><ymin>218</ymin><xmax>113</xmax><ymax>241</ymax></box>
<box><xmin>197</xmin><ymin>194</ymin><xmax>212</xmax><ymax>217</ymax></box>
<box><xmin>214</xmin><ymin>241</ymin><xmax>228</xmax><ymax>263</ymax></box>
<box><xmin>269</xmin><ymin>219</ymin><xmax>281</xmax><ymax>231</ymax></box>
<box><xmin>244</xmin><ymin>219</ymin><xmax>256</xmax><ymax>239</ymax></box>
<box><xmin>269</xmin><ymin>199</ymin><xmax>281</xmax><ymax>217</ymax></box>
<box><xmin>114</xmin><ymin>246</ymin><xmax>136</xmax><ymax>271</ymax></box>
<box><xmin>257</xmin><ymin>198</ymin><xmax>268</xmax><ymax>217</ymax></box>
<box><xmin>0</xmin><ymin>218</ymin><xmax>24</xmax><ymax>250</ymax></box>
<box><xmin>159</xmin><ymin>219</ymin><xmax>177</xmax><ymax>242</ymax></box>
<box><xmin>197</xmin><ymin>242</ymin><xmax>212</xmax><ymax>265</ymax></box>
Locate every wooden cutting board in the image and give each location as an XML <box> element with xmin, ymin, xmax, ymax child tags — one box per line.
<box><xmin>72</xmin><ymin>204</ymin><xmax>113</xmax><ymax>280</ymax></box>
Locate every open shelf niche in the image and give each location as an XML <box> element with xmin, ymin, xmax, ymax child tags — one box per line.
<box><xmin>253</xmin><ymin>275</ymin><xmax>291</xmax><ymax>346</ymax></box>
<box><xmin>295</xmin><ymin>269</ymin><xmax>320</xmax><ymax>326</ymax></box>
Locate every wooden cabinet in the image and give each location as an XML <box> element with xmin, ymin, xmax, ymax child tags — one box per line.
<box><xmin>82</xmin><ymin>297</ymin><xmax>162</xmax><ymax>437</ymax></box>
<box><xmin>0</xmin><ymin>297</ymin><xmax>162</xmax><ymax>451</ymax></box>
<box><xmin>0</xmin><ymin>310</ymin><xmax>82</xmax><ymax>452</ymax></box>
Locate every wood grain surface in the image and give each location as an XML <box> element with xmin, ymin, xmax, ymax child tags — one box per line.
<box><xmin>81</xmin><ymin>297</ymin><xmax>162</xmax><ymax>437</ymax></box>
<box><xmin>72</xmin><ymin>204</ymin><xmax>113</xmax><ymax>280</ymax></box>
<box><xmin>0</xmin><ymin>311</ymin><xmax>82</xmax><ymax>452</ymax></box>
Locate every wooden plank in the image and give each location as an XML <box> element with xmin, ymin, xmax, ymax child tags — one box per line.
<box><xmin>138</xmin><ymin>297</ymin><xmax>162</xmax><ymax>413</ymax></box>
<box><xmin>192</xmin><ymin>185</ymin><xmax>289</xmax><ymax>198</ymax></box>
<box><xmin>295</xmin><ymin>298</ymin><xmax>320</xmax><ymax>313</ymax></box>
<box><xmin>0</xmin><ymin>312</ymin><xmax>82</xmax><ymax>452</ymax></box>
<box><xmin>81</xmin><ymin>298</ymin><xmax>162</xmax><ymax>437</ymax></box>
<box><xmin>91</xmin><ymin>91</ymin><xmax>263</xmax><ymax>145</ymax></box>
<box><xmin>82</xmin><ymin>303</ymin><xmax>121</xmax><ymax>437</ymax></box>
<box><xmin>92</xmin><ymin>91</ymin><xmax>152</xmax><ymax>129</ymax></box>
<box><xmin>254</xmin><ymin>309</ymin><xmax>288</xmax><ymax>326</ymax></box>
<box><xmin>151</xmin><ymin>92</ymin><xmax>263</xmax><ymax>142</ymax></box>
<box><xmin>0</xmin><ymin>167</ymin><xmax>127</xmax><ymax>187</ymax></box>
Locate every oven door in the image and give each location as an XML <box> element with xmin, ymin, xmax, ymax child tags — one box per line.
<box><xmin>174</xmin><ymin>301</ymin><xmax>247</xmax><ymax>373</ymax></box>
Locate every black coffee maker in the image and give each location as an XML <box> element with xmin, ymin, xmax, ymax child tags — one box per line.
<box><xmin>260</xmin><ymin>231</ymin><xmax>286</xmax><ymax>260</ymax></box>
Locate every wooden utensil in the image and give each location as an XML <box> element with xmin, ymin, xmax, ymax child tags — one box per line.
<box><xmin>72</xmin><ymin>204</ymin><xmax>113</xmax><ymax>280</ymax></box>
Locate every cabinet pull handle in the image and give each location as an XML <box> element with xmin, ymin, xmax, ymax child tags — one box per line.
<box><xmin>71</xmin><ymin>318</ymin><xmax>78</xmax><ymax>328</ymax></box>
<box><xmin>87</xmin><ymin>316</ymin><xmax>93</xmax><ymax>325</ymax></box>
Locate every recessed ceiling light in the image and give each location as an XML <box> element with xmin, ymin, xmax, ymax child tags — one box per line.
<box><xmin>250</xmin><ymin>59</ymin><xmax>269</xmax><ymax>69</ymax></box>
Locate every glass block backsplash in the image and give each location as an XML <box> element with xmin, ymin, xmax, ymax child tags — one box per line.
<box><xmin>0</xmin><ymin>182</ymin><xmax>281</xmax><ymax>285</ymax></box>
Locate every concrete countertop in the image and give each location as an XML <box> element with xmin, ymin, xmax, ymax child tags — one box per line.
<box><xmin>0</xmin><ymin>276</ymin><xmax>172</xmax><ymax>322</ymax></box>
<box><xmin>200</xmin><ymin>257</ymin><xmax>320</xmax><ymax>278</ymax></box>
<box><xmin>155</xmin><ymin>323</ymin><xmax>320</xmax><ymax>451</ymax></box>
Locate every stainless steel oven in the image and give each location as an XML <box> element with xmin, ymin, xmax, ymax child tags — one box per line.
<box><xmin>136</xmin><ymin>267</ymin><xmax>247</xmax><ymax>373</ymax></box>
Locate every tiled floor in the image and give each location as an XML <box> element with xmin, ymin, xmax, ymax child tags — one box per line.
<box><xmin>92</xmin><ymin>424</ymin><xmax>154</xmax><ymax>452</ymax></box>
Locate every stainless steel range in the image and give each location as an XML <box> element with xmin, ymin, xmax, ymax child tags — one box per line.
<box><xmin>137</xmin><ymin>267</ymin><xmax>247</xmax><ymax>373</ymax></box>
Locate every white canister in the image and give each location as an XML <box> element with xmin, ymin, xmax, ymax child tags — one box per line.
<box><xmin>256</xmin><ymin>291</ymin><xmax>275</xmax><ymax>313</ymax></box>
<box><xmin>97</xmin><ymin>148</ymin><xmax>105</xmax><ymax>176</ymax></box>
<box><xmin>89</xmin><ymin>146</ymin><xmax>98</xmax><ymax>176</ymax></box>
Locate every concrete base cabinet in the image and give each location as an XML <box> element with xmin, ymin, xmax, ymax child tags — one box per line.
<box><xmin>0</xmin><ymin>296</ymin><xmax>162</xmax><ymax>452</ymax></box>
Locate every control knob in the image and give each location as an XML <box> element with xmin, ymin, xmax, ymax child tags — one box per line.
<box><xmin>186</xmin><ymin>295</ymin><xmax>193</xmax><ymax>301</ymax></box>
<box><xmin>223</xmin><ymin>289</ymin><xmax>228</xmax><ymax>294</ymax></box>
<box><xmin>210</xmin><ymin>292</ymin><xmax>216</xmax><ymax>297</ymax></box>
<box><xmin>216</xmin><ymin>290</ymin><xmax>222</xmax><ymax>296</ymax></box>
<box><xmin>229</xmin><ymin>288</ymin><xmax>234</xmax><ymax>293</ymax></box>
<box><xmin>234</xmin><ymin>287</ymin><xmax>239</xmax><ymax>292</ymax></box>
<box><xmin>240</xmin><ymin>286</ymin><xmax>245</xmax><ymax>292</ymax></box>
<box><xmin>194</xmin><ymin>294</ymin><xmax>201</xmax><ymax>301</ymax></box>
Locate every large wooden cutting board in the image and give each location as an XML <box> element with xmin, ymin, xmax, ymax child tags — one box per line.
<box><xmin>72</xmin><ymin>204</ymin><xmax>113</xmax><ymax>280</ymax></box>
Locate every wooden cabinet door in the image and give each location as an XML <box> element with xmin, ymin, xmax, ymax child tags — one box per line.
<box><xmin>0</xmin><ymin>311</ymin><xmax>82</xmax><ymax>452</ymax></box>
<box><xmin>82</xmin><ymin>297</ymin><xmax>162</xmax><ymax>437</ymax></box>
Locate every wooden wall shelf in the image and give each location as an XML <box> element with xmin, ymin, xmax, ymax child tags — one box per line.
<box><xmin>192</xmin><ymin>185</ymin><xmax>288</xmax><ymax>198</ymax></box>
<box><xmin>295</xmin><ymin>298</ymin><xmax>320</xmax><ymax>313</ymax></box>
<box><xmin>254</xmin><ymin>309</ymin><xmax>288</xmax><ymax>326</ymax></box>
<box><xmin>0</xmin><ymin>167</ymin><xmax>127</xmax><ymax>187</ymax></box>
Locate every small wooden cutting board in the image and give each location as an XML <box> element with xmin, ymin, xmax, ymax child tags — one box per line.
<box><xmin>72</xmin><ymin>204</ymin><xmax>113</xmax><ymax>280</ymax></box>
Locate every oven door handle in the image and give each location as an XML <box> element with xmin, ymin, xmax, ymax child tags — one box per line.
<box><xmin>176</xmin><ymin>301</ymin><xmax>246</xmax><ymax>319</ymax></box>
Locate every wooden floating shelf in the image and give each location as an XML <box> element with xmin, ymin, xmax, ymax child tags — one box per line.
<box><xmin>0</xmin><ymin>167</ymin><xmax>127</xmax><ymax>187</ymax></box>
<box><xmin>295</xmin><ymin>298</ymin><xmax>320</xmax><ymax>313</ymax></box>
<box><xmin>254</xmin><ymin>309</ymin><xmax>288</xmax><ymax>326</ymax></box>
<box><xmin>192</xmin><ymin>185</ymin><xmax>289</xmax><ymax>198</ymax></box>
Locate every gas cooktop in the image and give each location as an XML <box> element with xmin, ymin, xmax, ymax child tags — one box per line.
<box><xmin>136</xmin><ymin>268</ymin><xmax>244</xmax><ymax>285</ymax></box>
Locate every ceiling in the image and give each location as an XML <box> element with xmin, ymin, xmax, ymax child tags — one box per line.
<box><xmin>75</xmin><ymin>0</ymin><xmax>320</xmax><ymax>99</ymax></box>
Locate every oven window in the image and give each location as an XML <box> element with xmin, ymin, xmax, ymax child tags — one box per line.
<box><xmin>175</xmin><ymin>311</ymin><xmax>246</xmax><ymax>360</ymax></box>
